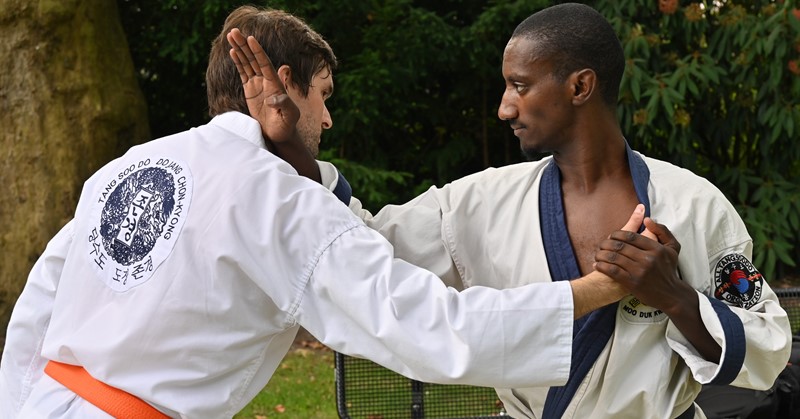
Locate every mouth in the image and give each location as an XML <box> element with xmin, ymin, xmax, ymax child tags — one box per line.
<box><xmin>510</xmin><ymin>125</ymin><xmax>525</xmax><ymax>135</ymax></box>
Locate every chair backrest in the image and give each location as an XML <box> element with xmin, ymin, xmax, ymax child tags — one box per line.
<box><xmin>334</xmin><ymin>352</ymin><xmax>510</xmax><ymax>419</ymax></box>
<box><xmin>776</xmin><ymin>287</ymin><xmax>800</xmax><ymax>335</ymax></box>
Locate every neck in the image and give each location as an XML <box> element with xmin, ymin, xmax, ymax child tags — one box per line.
<box><xmin>551</xmin><ymin>118</ymin><xmax>628</xmax><ymax>193</ymax></box>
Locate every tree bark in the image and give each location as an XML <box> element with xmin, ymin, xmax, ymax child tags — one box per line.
<box><xmin>0</xmin><ymin>0</ymin><xmax>149</xmax><ymax>343</ymax></box>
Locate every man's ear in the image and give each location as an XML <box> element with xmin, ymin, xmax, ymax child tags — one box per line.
<box><xmin>276</xmin><ymin>65</ymin><xmax>292</xmax><ymax>91</ymax></box>
<box><xmin>571</xmin><ymin>69</ymin><xmax>597</xmax><ymax>106</ymax></box>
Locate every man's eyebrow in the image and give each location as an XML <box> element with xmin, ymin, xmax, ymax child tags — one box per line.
<box><xmin>504</xmin><ymin>73</ymin><xmax>525</xmax><ymax>83</ymax></box>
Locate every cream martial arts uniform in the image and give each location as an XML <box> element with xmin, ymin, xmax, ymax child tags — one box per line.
<box><xmin>0</xmin><ymin>112</ymin><xmax>583</xmax><ymax>418</ymax></box>
<box><xmin>339</xmin><ymin>146</ymin><xmax>792</xmax><ymax>419</ymax></box>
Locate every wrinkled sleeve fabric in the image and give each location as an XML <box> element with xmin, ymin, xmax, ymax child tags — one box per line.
<box><xmin>294</xmin><ymin>223</ymin><xmax>575</xmax><ymax>388</ymax></box>
<box><xmin>666</xmin><ymin>255</ymin><xmax>791</xmax><ymax>389</ymax></box>
<box><xmin>361</xmin><ymin>187</ymin><xmax>465</xmax><ymax>290</ymax></box>
<box><xmin>665</xmin><ymin>203</ymin><xmax>791</xmax><ymax>390</ymax></box>
<box><xmin>317</xmin><ymin>161</ymin><xmax>461</xmax><ymax>289</ymax></box>
<box><xmin>0</xmin><ymin>220</ymin><xmax>74</xmax><ymax>415</ymax></box>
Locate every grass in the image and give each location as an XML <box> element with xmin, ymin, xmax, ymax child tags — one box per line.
<box><xmin>235</xmin><ymin>345</ymin><xmax>337</xmax><ymax>419</ymax></box>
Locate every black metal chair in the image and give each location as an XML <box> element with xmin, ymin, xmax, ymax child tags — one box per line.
<box><xmin>776</xmin><ymin>287</ymin><xmax>800</xmax><ymax>335</ymax></box>
<box><xmin>334</xmin><ymin>352</ymin><xmax>510</xmax><ymax>419</ymax></box>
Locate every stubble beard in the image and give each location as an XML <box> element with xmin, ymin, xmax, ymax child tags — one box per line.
<box><xmin>296</xmin><ymin>120</ymin><xmax>321</xmax><ymax>158</ymax></box>
<box><xmin>304</xmin><ymin>137</ymin><xmax>320</xmax><ymax>159</ymax></box>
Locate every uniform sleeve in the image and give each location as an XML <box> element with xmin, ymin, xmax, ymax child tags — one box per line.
<box><xmin>666</xmin><ymin>236</ymin><xmax>792</xmax><ymax>390</ymax></box>
<box><xmin>294</xmin><ymin>223</ymin><xmax>576</xmax><ymax>388</ymax></box>
<box><xmin>362</xmin><ymin>187</ymin><xmax>466</xmax><ymax>290</ymax></box>
<box><xmin>0</xmin><ymin>220</ymin><xmax>74</xmax><ymax>415</ymax></box>
<box><xmin>317</xmin><ymin>160</ymin><xmax>463</xmax><ymax>289</ymax></box>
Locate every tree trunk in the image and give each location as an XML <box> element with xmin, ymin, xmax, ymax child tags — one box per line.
<box><xmin>0</xmin><ymin>0</ymin><xmax>149</xmax><ymax>344</ymax></box>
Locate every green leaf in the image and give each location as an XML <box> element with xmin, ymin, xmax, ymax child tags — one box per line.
<box><xmin>764</xmin><ymin>26</ymin><xmax>783</xmax><ymax>55</ymax></box>
<box><xmin>661</xmin><ymin>93</ymin><xmax>675</xmax><ymax>118</ymax></box>
<box><xmin>790</xmin><ymin>206</ymin><xmax>800</xmax><ymax>230</ymax></box>
<box><xmin>766</xmin><ymin>247</ymin><xmax>777</xmax><ymax>277</ymax></box>
<box><xmin>686</xmin><ymin>77</ymin><xmax>699</xmax><ymax>96</ymax></box>
<box><xmin>631</xmin><ymin>75</ymin><xmax>641</xmax><ymax>102</ymax></box>
<box><xmin>775</xmin><ymin>241</ymin><xmax>798</xmax><ymax>267</ymax></box>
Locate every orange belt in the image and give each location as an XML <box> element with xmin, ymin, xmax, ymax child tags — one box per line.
<box><xmin>44</xmin><ymin>360</ymin><xmax>169</xmax><ymax>419</ymax></box>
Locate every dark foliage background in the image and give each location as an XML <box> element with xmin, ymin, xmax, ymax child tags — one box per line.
<box><xmin>118</xmin><ymin>0</ymin><xmax>800</xmax><ymax>282</ymax></box>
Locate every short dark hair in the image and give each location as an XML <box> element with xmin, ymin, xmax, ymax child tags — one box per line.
<box><xmin>512</xmin><ymin>3</ymin><xmax>624</xmax><ymax>107</ymax></box>
<box><xmin>206</xmin><ymin>6</ymin><xmax>338</xmax><ymax>117</ymax></box>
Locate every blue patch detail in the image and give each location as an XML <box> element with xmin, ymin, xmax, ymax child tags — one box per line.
<box><xmin>707</xmin><ymin>297</ymin><xmax>746</xmax><ymax>385</ymax></box>
<box><xmin>332</xmin><ymin>170</ymin><xmax>352</xmax><ymax>205</ymax></box>
<box><xmin>540</xmin><ymin>143</ymin><xmax>651</xmax><ymax>419</ymax></box>
<box><xmin>100</xmin><ymin>167</ymin><xmax>175</xmax><ymax>266</ymax></box>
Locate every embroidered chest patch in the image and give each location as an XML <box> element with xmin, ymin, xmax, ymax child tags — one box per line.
<box><xmin>713</xmin><ymin>253</ymin><xmax>763</xmax><ymax>309</ymax></box>
<box><xmin>618</xmin><ymin>295</ymin><xmax>667</xmax><ymax>324</ymax></box>
<box><xmin>87</xmin><ymin>157</ymin><xmax>193</xmax><ymax>292</ymax></box>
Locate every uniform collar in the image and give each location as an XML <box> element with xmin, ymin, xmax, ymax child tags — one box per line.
<box><xmin>209</xmin><ymin>112</ymin><xmax>266</xmax><ymax>149</ymax></box>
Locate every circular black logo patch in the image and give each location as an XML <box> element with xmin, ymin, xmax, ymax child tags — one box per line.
<box><xmin>100</xmin><ymin>167</ymin><xmax>175</xmax><ymax>265</ymax></box>
<box><xmin>713</xmin><ymin>253</ymin><xmax>763</xmax><ymax>309</ymax></box>
<box><xmin>88</xmin><ymin>157</ymin><xmax>192</xmax><ymax>292</ymax></box>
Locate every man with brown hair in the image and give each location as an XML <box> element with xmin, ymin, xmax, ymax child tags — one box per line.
<box><xmin>0</xmin><ymin>5</ymin><xmax>665</xmax><ymax>418</ymax></box>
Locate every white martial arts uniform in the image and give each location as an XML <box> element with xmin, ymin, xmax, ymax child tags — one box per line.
<box><xmin>339</xmin><ymin>149</ymin><xmax>792</xmax><ymax>419</ymax></box>
<box><xmin>0</xmin><ymin>112</ymin><xmax>581</xmax><ymax>418</ymax></box>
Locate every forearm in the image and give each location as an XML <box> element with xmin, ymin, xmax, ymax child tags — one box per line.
<box><xmin>664</xmin><ymin>287</ymin><xmax>722</xmax><ymax>362</ymax></box>
<box><xmin>570</xmin><ymin>271</ymin><xmax>628</xmax><ymax>319</ymax></box>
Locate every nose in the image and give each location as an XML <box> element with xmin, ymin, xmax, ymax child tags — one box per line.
<box><xmin>322</xmin><ymin>105</ymin><xmax>333</xmax><ymax>130</ymax></box>
<box><xmin>497</xmin><ymin>89</ymin><xmax>517</xmax><ymax>121</ymax></box>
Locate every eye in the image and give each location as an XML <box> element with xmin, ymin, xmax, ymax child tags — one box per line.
<box><xmin>514</xmin><ymin>83</ymin><xmax>527</xmax><ymax>94</ymax></box>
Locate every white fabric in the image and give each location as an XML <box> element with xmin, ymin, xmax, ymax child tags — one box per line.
<box><xmin>350</xmin><ymin>153</ymin><xmax>792</xmax><ymax>419</ymax></box>
<box><xmin>0</xmin><ymin>112</ymin><xmax>578</xmax><ymax>418</ymax></box>
<box><xmin>317</xmin><ymin>159</ymin><xmax>340</xmax><ymax>191</ymax></box>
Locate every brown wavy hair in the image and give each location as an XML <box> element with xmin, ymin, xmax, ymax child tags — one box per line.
<box><xmin>206</xmin><ymin>6</ymin><xmax>337</xmax><ymax>117</ymax></box>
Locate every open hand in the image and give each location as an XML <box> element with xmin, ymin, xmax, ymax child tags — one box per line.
<box><xmin>227</xmin><ymin>28</ymin><xmax>299</xmax><ymax>144</ymax></box>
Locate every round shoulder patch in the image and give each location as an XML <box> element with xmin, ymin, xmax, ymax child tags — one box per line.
<box><xmin>713</xmin><ymin>253</ymin><xmax>764</xmax><ymax>309</ymax></box>
<box><xmin>87</xmin><ymin>157</ymin><xmax>192</xmax><ymax>292</ymax></box>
